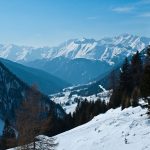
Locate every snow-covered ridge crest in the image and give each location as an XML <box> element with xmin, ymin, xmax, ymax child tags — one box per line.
<box><xmin>0</xmin><ymin>34</ymin><xmax>150</xmax><ymax>64</ymax></box>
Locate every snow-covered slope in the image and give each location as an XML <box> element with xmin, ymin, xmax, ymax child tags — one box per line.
<box><xmin>0</xmin><ymin>34</ymin><xmax>150</xmax><ymax>65</ymax></box>
<box><xmin>50</xmin><ymin>34</ymin><xmax>150</xmax><ymax>65</ymax></box>
<box><xmin>9</xmin><ymin>106</ymin><xmax>150</xmax><ymax>150</ymax></box>
<box><xmin>51</xmin><ymin>106</ymin><xmax>149</xmax><ymax>150</ymax></box>
<box><xmin>50</xmin><ymin>85</ymin><xmax>111</xmax><ymax>114</ymax></box>
<box><xmin>0</xmin><ymin>44</ymin><xmax>53</xmax><ymax>62</ymax></box>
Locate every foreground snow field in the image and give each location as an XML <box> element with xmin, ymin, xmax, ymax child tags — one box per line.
<box><xmin>53</xmin><ymin>106</ymin><xmax>150</xmax><ymax>150</ymax></box>
<box><xmin>9</xmin><ymin>106</ymin><xmax>150</xmax><ymax>150</ymax></box>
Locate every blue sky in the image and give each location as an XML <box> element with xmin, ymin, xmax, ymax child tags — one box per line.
<box><xmin>0</xmin><ymin>0</ymin><xmax>149</xmax><ymax>47</ymax></box>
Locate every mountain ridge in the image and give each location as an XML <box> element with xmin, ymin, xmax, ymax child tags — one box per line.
<box><xmin>0</xmin><ymin>60</ymin><xmax>66</xmax><ymax>122</ymax></box>
<box><xmin>0</xmin><ymin>34</ymin><xmax>149</xmax><ymax>64</ymax></box>
<box><xmin>0</xmin><ymin>58</ymin><xmax>70</xmax><ymax>94</ymax></box>
<box><xmin>0</xmin><ymin>34</ymin><xmax>150</xmax><ymax>85</ymax></box>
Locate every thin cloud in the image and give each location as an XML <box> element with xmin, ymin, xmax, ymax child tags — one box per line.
<box><xmin>139</xmin><ymin>12</ymin><xmax>150</xmax><ymax>17</ymax></box>
<box><xmin>138</xmin><ymin>0</ymin><xmax>150</xmax><ymax>5</ymax></box>
<box><xmin>112</xmin><ymin>6</ymin><xmax>134</xmax><ymax>13</ymax></box>
<box><xmin>87</xmin><ymin>16</ymin><xmax>98</xmax><ymax>20</ymax></box>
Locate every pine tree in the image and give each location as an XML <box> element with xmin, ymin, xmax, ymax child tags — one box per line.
<box><xmin>109</xmin><ymin>87</ymin><xmax>122</xmax><ymax>109</ymax></box>
<box><xmin>131</xmin><ymin>51</ymin><xmax>143</xmax><ymax>87</ymax></box>
<box><xmin>109</xmin><ymin>58</ymin><xmax>132</xmax><ymax>109</ymax></box>
<box><xmin>109</xmin><ymin>69</ymin><xmax>117</xmax><ymax>90</ymax></box>
<box><xmin>120</xmin><ymin>58</ymin><xmax>132</xmax><ymax>109</ymax></box>
<box><xmin>3</xmin><ymin>119</ymin><xmax>15</xmax><ymax>139</ymax></box>
<box><xmin>130</xmin><ymin>51</ymin><xmax>143</xmax><ymax>106</ymax></box>
<box><xmin>145</xmin><ymin>45</ymin><xmax>150</xmax><ymax>65</ymax></box>
<box><xmin>1</xmin><ymin>119</ymin><xmax>16</xmax><ymax>149</ymax></box>
<box><xmin>140</xmin><ymin>46</ymin><xmax>150</xmax><ymax>112</ymax></box>
<box><xmin>140</xmin><ymin>65</ymin><xmax>150</xmax><ymax>109</ymax></box>
<box><xmin>131</xmin><ymin>87</ymin><xmax>140</xmax><ymax>107</ymax></box>
<box><xmin>120</xmin><ymin>57</ymin><xmax>132</xmax><ymax>92</ymax></box>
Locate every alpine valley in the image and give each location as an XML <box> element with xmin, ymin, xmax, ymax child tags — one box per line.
<box><xmin>0</xmin><ymin>34</ymin><xmax>150</xmax><ymax>150</ymax></box>
<box><xmin>0</xmin><ymin>34</ymin><xmax>149</xmax><ymax>84</ymax></box>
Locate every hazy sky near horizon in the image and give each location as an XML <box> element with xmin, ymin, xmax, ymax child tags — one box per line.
<box><xmin>0</xmin><ymin>0</ymin><xmax>149</xmax><ymax>47</ymax></box>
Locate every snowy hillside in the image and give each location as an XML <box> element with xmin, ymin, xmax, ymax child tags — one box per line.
<box><xmin>50</xmin><ymin>85</ymin><xmax>111</xmax><ymax>114</ymax></box>
<box><xmin>8</xmin><ymin>106</ymin><xmax>150</xmax><ymax>150</ymax></box>
<box><xmin>0</xmin><ymin>34</ymin><xmax>150</xmax><ymax>65</ymax></box>
<box><xmin>51</xmin><ymin>106</ymin><xmax>149</xmax><ymax>150</ymax></box>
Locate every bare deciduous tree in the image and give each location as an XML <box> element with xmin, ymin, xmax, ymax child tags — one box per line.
<box><xmin>16</xmin><ymin>85</ymin><xmax>58</xmax><ymax>150</ymax></box>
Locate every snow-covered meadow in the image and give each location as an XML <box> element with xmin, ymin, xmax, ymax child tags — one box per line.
<box><xmin>51</xmin><ymin>88</ymin><xmax>111</xmax><ymax>114</ymax></box>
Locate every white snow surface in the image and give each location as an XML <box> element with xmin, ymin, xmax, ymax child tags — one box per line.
<box><xmin>0</xmin><ymin>34</ymin><xmax>150</xmax><ymax>64</ymax></box>
<box><xmin>53</xmin><ymin>106</ymin><xmax>150</xmax><ymax>150</ymax></box>
<box><xmin>51</xmin><ymin>88</ymin><xmax>111</xmax><ymax>114</ymax></box>
<box><xmin>9</xmin><ymin>106</ymin><xmax>150</xmax><ymax>150</ymax></box>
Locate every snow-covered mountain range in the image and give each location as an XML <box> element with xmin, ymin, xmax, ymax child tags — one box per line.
<box><xmin>0</xmin><ymin>34</ymin><xmax>149</xmax><ymax>85</ymax></box>
<box><xmin>0</xmin><ymin>34</ymin><xmax>150</xmax><ymax>65</ymax></box>
<box><xmin>2</xmin><ymin>33</ymin><xmax>147</xmax><ymax>85</ymax></box>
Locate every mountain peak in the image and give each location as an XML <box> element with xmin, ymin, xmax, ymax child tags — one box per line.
<box><xmin>119</xmin><ymin>33</ymin><xmax>132</xmax><ymax>37</ymax></box>
<box><xmin>0</xmin><ymin>34</ymin><xmax>149</xmax><ymax>64</ymax></box>
<box><xmin>74</xmin><ymin>38</ymin><xmax>96</xmax><ymax>44</ymax></box>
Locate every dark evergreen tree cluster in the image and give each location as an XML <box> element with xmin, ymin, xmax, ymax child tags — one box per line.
<box><xmin>43</xmin><ymin>98</ymin><xmax>109</xmax><ymax>137</ymax></box>
<box><xmin>0</xmin><ymin>119</ymin><xmax>16</xmax><ymax>149</ymax></box>
<box><xmin>41</xmin><ymin>111</ymin><xmax>73</xmax><ymax>137</ymax></box>
<box><xmin>110</xmin><ymin>46</ymin><xmax>150</xmax><ymax>111</ymax></box>
<box><xmin>110</xmin><ymin>51</ymin><xmax>143</xmax><ymax>109</ymax></box>
<box><xmin>72</xmin><ymin>99</ymin><xmax>108</xmax><ymax>127</ymax></box>
<box><xmin>140</xmin><ymin>46</ymin><xmax>150</xmax><ymax>111</ymax></box>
